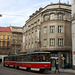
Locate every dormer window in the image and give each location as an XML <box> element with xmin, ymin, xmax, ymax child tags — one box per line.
<box><xmin>50</xmin><ymin>14</ymin><xmax>55</xmax><ymax>20</ymax></box>
<box><xmin>58</xmin><ymin>14</ymin><xmax>63</xmax><ymax>20</ymax></box>
<box><xmin>44</xmin><ymin>15</ymin><xmax>49</xmax><ymax>21</ymax></box>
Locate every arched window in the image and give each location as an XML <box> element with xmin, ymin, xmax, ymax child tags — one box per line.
<box><xmin>44</xmin><ymin>14</ymin><xmax>50</xmax><ymax>21</ymax></box>
<box><xmin>50</xmin><ymin>14</ymin><xmax>55</xmax><ymax>20</ymax></box>
<box><xmin>58</xmin><ymin>14</ymin><xmax>63</xmax><ymax>20</ymax></box>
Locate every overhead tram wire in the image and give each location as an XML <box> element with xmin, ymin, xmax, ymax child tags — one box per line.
<box><xmin>1</xmin><ymin>14</ymin><xmax>26</xmax><ymax>17</ymax></box>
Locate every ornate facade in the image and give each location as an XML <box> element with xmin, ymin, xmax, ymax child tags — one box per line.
<box><xmin>72</xmin><ymin>0</ymin><xmax>75</xmax><ymax>69</ymax></box>
<box><xmin>23</xmin><ymin>3</ymin><xmax>72</xmax><ymax>67</ymax></box>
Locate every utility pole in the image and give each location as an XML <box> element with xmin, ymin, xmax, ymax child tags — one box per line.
<box><xmin>15</xmin><ymin>40</ymin><xmax>17</xmax><ymax>55</ymax></box>
<box><xmin>0</xmin><ymin>14</ymin><xmax>2</xmax><ymax>17</ymax></box>
<box><xmin>59</xmin><ymin>0</ymin><xmax>60</xmax><ymax>3</ymax></box>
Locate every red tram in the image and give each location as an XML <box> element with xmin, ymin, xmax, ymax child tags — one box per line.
<box><xmin>3</xmin><ymin>52</ymin><xmax>51</xmax><ymax>72</ymax></box>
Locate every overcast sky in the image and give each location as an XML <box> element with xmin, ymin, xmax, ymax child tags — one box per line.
<box><xmin>0</xmin><ymin>0</ymin><xmax>71</xmax><ymax>27</ymax></box>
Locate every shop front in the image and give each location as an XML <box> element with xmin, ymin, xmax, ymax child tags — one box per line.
<box><xmin>50</xmin><ymin>51</ymin><xmax>72</xmax><ymax>68</ymax></box>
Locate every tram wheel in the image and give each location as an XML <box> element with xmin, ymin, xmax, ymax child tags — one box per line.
<box><xmin>26</xmin><ymin>68</ymin><xmax>31</xmax><ymax>71</ymax></box>
<box><xmin>16</xmin><ymin>66</ymin><xmax>19</xmax><ymax>69</ymax></box>
<box><xmin>40</xmin><ymin>69</ymin><xmax>45</xmax><ymax>73</ymax></box>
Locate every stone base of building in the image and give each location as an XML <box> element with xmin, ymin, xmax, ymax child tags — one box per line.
<box><xmin>72</xmin><ymin>65</ymin><xmax>75</xmax><ymax>69</ymax></box>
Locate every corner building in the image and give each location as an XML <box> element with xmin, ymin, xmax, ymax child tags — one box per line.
<box><xmin>72</xmin><ymin>0</ymin><xmax>75</xmax><ymax>69</ymax></box>
<box><xmin>23</xmin><ymin>3</ymin><xmax>72</xmax><ymax>67</ymax></box>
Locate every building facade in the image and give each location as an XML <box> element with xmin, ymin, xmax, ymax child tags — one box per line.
<box><xmin>0</xmin><ymin>27</ymin><xmax>12</xmax><ymax>63</ymax></box>
<box><xmin>10</xmin><ymin>26</ymin><xmax>23</xmax><ymax>54</ymax></box>
<box><xmin>0</xmin><ymin>27</ymin><xmax>12</xmax><ymax>55</ymax></box>
<box><xmin>23</xmin><ymin>3</ymin><xmax>72</xmax><ymax>67</ymax></box>
<box><xmin>72</xmin><ymin>0</ymin><xmax>75</xmax><ymax>69</ymax></box>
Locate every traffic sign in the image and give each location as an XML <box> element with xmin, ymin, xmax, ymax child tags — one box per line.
<box><xmin>62</xmin><ymin>57</ymin><xmax>65</xmax><ymax>60</ymax></box>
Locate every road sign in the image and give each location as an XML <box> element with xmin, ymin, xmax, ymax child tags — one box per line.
<box><xmin>62</xmin><ymin>57</ymin><xmax>65</xmax><ymax>60</ymax></box>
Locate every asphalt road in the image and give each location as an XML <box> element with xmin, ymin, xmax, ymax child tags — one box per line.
<box><xmin>0</xmin><ymin>64</ymin><xmax>74</xmax><ymax>75</ymax></box>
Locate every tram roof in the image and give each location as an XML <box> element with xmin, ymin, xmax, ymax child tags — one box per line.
<box><xmin>8</xmin><ymin>52</ymin><xmax>50</xmax><ymax>57</ymax></box>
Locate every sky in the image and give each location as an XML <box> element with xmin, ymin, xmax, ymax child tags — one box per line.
<box><xmin>0</xmin><ymin>0</ymin><xmax>71</xmax><ymax>27</ymax></box>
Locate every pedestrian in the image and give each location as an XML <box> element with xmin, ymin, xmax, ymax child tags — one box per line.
<box><xmin>54</xmin><ymin>60</ymin><xmax>60</xmax><ymax>73</ymax></box>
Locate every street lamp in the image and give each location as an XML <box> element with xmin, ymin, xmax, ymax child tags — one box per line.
<box><xmin>0</xmin><ymin>14</ymin><xmax>2</xmax><ymax>17</ymax></box>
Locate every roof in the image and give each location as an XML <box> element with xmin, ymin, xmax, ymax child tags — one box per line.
<box><xmin>0</xmin><ymin>27</ymin><xmax>11</xmax><ymax>32</ymax></box>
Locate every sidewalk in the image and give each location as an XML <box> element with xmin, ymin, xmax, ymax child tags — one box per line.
<box><xmin>51</xmin><ymin>67</ymin><xmax>75</xmax><ymax>74</ymax></box>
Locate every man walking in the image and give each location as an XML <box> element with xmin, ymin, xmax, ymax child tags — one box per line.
<box><xmin>54</xmin><ymin>60</ymin><xmax>60</xmax><ymax>73</ymax></box>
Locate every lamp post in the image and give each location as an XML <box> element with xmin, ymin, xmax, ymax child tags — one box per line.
<box><xmin>15</xmin><ymin>40</ymin><xmax>17</xmax><ymax>55</ymax></box>
<box><xmin>0</xmin><ymin>14</ymin><xmax>2</xmax><ymax>17</ymax></box>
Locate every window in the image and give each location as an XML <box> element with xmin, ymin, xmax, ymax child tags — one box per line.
<box><xmin>32</xmin><ymin>43</ymin><xmax>34</xmax><ymax>48</ymax></box>
<box><xmin>32</xmin><ymin>32</ymin><xmax>34</xmax><ymax>38</ymax></box>
<box><xmin>19</xmin><ymin>34</ymin><xmax>22</xmax><ymax>38</ymax></box>
<box><xmin>3</xmin><ymin>41</ymin><xmax>5</xmax><ymax>47</ymax></box>
<box><xmin>13</xmin><ymin>34</ymin><xmax>17</xmax><ymax>37</ymax></box>
<box><xmin>29</xmin><ymin>33</ymin><xmax>31</xmax><ymax>39</ymax></box>
<box><xmin>0</xmin><ymin>41</ymin><xmax>1</xmax><ymax>46</ymax></box>
<box><xmin>3</xmin><ymin>35</ymin><xmax>5</xmax><ymax>39</ymax></box>
<box><xmin>58</xmin><ymin>38</ymin><xmax>63</xmax><ymax>46</ymax></box>
<box><xmin>44</xmin><ymin>15</ymin><xmax>49</xmax><ymax>21</ymax></box>
<box><xmin>50</xmin><ymin>14</ymin><xmax>55</xmax><ymax>20</ymax></box>
<box><xmin>50</xmin><ymin>38</ymin><xmax>55</xmax><ymax>46</ymax></box>
<box><xmin>44</xmin><ymin>27</ymin><xmax>47</xmax><ymax>34</ymax></box>
<box><xmin>58</xmin><ymin>14</ymin><xmax>63</xmax><ymax>20</ymax></box>
<box><xmin>0</xmin><ymin>35</ymin><xmax>1</xmax><ymax>39</ymax></box>
<box><xmin>50</xmin><ymin>26</ymin><xmax>55</xmax><ymax>33</ymax></box>
<box><xmin>7</xmin><ymin>41</ymin><xmax>9</xmax><ymax>47</ymax></box>
<box><xmin>7</xmin><ymin>36</ymin><xmax>9</xmax><ymax>39</ymax></box>
<box><xmin>44</xmin><ymin>39</ymin><xmax>47</xmax><ymax>46</ymax></box>
<box><xmin>58</xmin><ymin>26</ymin><xmax>63</xmax><ymax>33</ymax></box>
<box><xmin>29</xmin><ymin>44</ymin><xmax>30</xmax><ymax>49</ymax></box>
<box><xmin>19</xmin><ymin>40</ymin><xmax>21</xmax><ymax>43</ymax></box>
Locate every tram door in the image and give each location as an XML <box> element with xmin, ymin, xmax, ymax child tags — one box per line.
<box><xmin>0</xmin><ymin>59</ymin><xmax>2</xmax><ymax>63</ymax></box>
<box><xmin>51</xmin><ymin>58</ymin><xmax>56</xmax><ymax>67</ymax></box>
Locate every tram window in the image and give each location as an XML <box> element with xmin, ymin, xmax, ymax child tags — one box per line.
<box><xmin>31</xmin><ymin>54</ymin><xmax>38</xmax><ymax>62</ymax></box>
<box><xmin>17</xmin><ymin>56</ymin><xmax>22</xmax><ymax>61</ymax></box>
<box><xmin>9</xmin><ymin>56</ymin><xmax>14</xmax><ymax>61</ymax></box>
<box><xmin>4</xmin><ymin>57</ymin><xmax>9</xmax><ymax>61</ymax></box>
<box><xmin>26</xmin><ymin>54</ymin><xmax>32</xmax><ymax>62</ymax></box>
<box><xmin>22</xmin><ymin>55</ymin><xmax>27</xmax><ymax>62</ymax></box>
<box><xmin>41</xmin><ymin>53</ymin><xmax>50</xmax><ymax>62</ymax></box>
<box><xmin>14</xmin><ymin>56</ymin><xmax>18</xmax><ymax>61</ymax></box>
